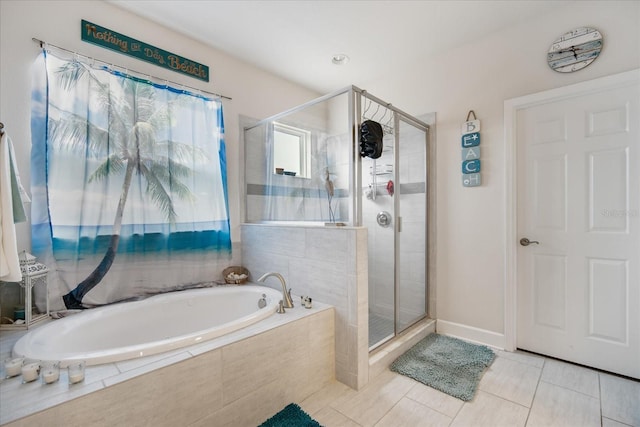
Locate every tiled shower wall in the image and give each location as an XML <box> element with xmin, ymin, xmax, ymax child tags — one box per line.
<box><xmin>244</xmin><ymin>122</ymin><xmax>351</xmax><ymax>224</ymax></box>
<box><xmin>241</xmin><ymin>224</ymin><xmax>369</xmax><ymax>389</ymax></box>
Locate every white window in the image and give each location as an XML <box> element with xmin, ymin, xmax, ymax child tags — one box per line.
<box><xmin>273</xmin><ymin>122</ymin><xmax>310</xmax><ymax>178</ymax></box>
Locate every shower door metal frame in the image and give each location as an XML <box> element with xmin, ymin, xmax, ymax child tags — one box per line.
<box><xmin>351</xmin><ymin>87</ymin><xmax>361</xmax><ymax>228</ymax></box>
<box><xmin>353</xmin><ymin>88</ymin><xmax>430</xmax><ymax>350</ymax></box>
<box><xmin>393</xmin><ymin>114</ymin><xmax>430</xmax><ymax>340</ymax></box>
<box><xmin>241</xmin><ymin>86</ymin><xmax>430</xmax><ymax>349</ymax></box>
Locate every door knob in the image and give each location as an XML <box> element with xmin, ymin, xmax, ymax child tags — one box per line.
<box><xmin>520</xmin><ymin>238</ymin><xmax>540</xmax><ymax>246</ymax></box>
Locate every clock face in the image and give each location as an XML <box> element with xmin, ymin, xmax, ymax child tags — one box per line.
<box><xmin>547</xmin><ymin>27</ymin><xmax>603</xmax><ymax>73</ymax></box>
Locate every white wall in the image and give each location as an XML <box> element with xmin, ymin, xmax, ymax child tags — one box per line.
<box><xmin>362</xmin><ymin>1</ymin><xmax>640</xmax><ymax>344</ymax></box>
<box><xmin>0</xmin><ymin>0</ymin><xmax>319</xmax><ymax>254</ymax></box>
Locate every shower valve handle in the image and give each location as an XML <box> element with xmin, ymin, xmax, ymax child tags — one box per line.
<box><xmin>377</xmin><ymin>211</ymin><xmax>392</xmax><ymax>227</ymax></box>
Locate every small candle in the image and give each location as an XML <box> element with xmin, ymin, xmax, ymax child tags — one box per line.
<box><xmin>68</xmin><ymin>361</ymin><xmax>85</xmax><ymax>384</ymax></box>
<box><xmin>43</xmin><ymin>369</ymin><xmax>59</xmax><ymax>384</ymax></box>
<box><xmin>21</xmin><ymin>362</ymin><xmax>40</xmax><ymax>383</ymax></box>
<box><xmin>4</xmin><ymin>358</ymin><xmax>24</xmax><ymax>378</ymax></box>
<box><xmin>68</xmin><ymin>371</ymin><xmax>84</xmax><ymax>384</ymax></box>
<box><xmin>41</xmin><ymin>362</ymin><xmax>60</xmax><ymax>384</ymax></box>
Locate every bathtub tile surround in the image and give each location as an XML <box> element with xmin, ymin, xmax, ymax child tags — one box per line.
<box><xmin>242</xmin><ymin>224</ymin><xmax>369</xmax><ymax>389</ymax></box>
<box><xmin>102</xmin><ymin>352</ymin><xmax>192</xmax><ymax>388</ymax></box>
<box><xmin>195</xmin><ymin>309</ymin><xmax>335</xmax><ymax>427</ymax></box>
<box><xmin>221</xmin><ymin>315</ymin><xmax>307</xmax><ymax>405</ymax></box>
<box><xmin>0</xmin><ymin>302</ymin><xmax>334</xmax><ymax>426</ymax></box>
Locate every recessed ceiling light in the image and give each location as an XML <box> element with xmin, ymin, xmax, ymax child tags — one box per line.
<box><xmin>332</xmin><ymin>54</ymin><xmax>350</xmax><ymax>65</ymax></box>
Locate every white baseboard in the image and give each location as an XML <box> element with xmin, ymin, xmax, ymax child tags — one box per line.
<box><xmin>436</xmin><ymin>319</ymin><xmax>506</xmax><ymax>350</ymax></box>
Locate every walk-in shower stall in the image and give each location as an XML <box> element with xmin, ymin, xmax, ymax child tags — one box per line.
<box><xmin>243</xmin><ymin>86</ymin><xmax>429</xmax><ymax>350</ymax></box>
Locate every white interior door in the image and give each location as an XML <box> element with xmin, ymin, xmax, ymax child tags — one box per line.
<box><xmin>516</xmin><ymin>73</ymin><xmax>639</xmax><ymax>379</ymax></box>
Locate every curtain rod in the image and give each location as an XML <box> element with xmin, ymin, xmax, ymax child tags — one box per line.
<box><xmin>32</xmin><ymin>38</ymin><xmax>232</xmax><ymax>101</ymax></box>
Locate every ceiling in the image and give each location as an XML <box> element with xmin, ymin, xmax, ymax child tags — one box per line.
<box><xmin>109</xmin><ymin>0</ymin><xmax>570</xmax><ymax>94</ymax></box>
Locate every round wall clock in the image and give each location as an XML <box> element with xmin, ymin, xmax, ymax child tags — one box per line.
<box><xmin>547</xmin><ymin>27</ymin><xmax>603</xmax><ymax>73</ymax></box>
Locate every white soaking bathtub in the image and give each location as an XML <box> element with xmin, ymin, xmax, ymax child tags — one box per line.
<box><xmin>12</xmin><ymin>285</ymin><xmax>282</xmax><ymax>367</ymax></box>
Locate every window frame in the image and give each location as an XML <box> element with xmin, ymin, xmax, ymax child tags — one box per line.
<box><xmin>272</xmin><ymin>122</ymin><xmax>311</xmax><ymax>179</ymax></box>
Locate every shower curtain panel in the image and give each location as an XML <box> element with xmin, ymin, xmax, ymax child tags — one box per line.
<box><xmin>30</xmin><ymin>50</ymin><xmax>231</xmax><ymax>310</ymax></box>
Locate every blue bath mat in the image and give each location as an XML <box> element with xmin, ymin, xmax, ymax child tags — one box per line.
<box><xmin>390</xmin><ymin>333</ymin><xmax>495</xmax><ymax>401</ymax></box>
<box><xmin>258</xmin><ymin>403</ymin><xmax>322</xmax><ymax>427</ymax></box>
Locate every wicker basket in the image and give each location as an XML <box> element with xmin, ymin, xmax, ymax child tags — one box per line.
<box><xmin>222</xmin><ymin>266</ymin><xmax>249</xmax><ymax>284</ymax></box>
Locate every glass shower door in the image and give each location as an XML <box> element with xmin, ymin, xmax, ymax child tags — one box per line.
<box><xmin>366</xmin><ymin>123</ymin><xmax>396</xmax><ymax>350</ymax></box>
<box><xmin>360</xmin><ymin>93</ymin><xmax>429</xmax><ymax>350</ymax></box>
<box><xmin>396</xmin><ymin>118</ymin><xmax>428</xmax><ymax>331</ymax></box>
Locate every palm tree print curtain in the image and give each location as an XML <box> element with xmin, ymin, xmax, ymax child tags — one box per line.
<box><xmin>31</xmin><ymin>50</ymin><xmax>231</xmax><ymax>310</ymax></box>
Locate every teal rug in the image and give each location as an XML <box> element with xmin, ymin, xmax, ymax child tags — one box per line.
<box><xmin>390</xmin><ymin>333</ymin><xmax>495</xmax><ymax>401</ymax></box>
<box><xmin>258</xmin><ymin>403</ymin><xmax>322</xmax><ymax>427</ymax></box>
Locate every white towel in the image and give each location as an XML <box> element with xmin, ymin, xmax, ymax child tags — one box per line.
<box><xmin>0</xmin><ymin>132</ymin><xmax>22</xmax><ymax>282</ymax></box>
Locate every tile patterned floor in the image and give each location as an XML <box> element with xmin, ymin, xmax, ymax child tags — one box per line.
<box><xmin>300</xmin><ymin>350</ymin><xmax>640</xmax><ymax>427</ymax></box>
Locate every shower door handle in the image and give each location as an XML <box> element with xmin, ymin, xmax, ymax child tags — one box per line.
<box><xmin>397</xmin><ymin>216</ymin><xmax>402</xmax><ymax>232</ymax></box>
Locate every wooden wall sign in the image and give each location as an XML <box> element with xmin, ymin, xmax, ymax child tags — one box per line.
<box><xmin>461</xmin><ymin>111</ymin><xmax>481</xmax><ymax>187</ymax></box>
<box><xmin>81</xmin><ymin>19</ymin><xmax>210</xmax><ymax>82</ymax></box>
